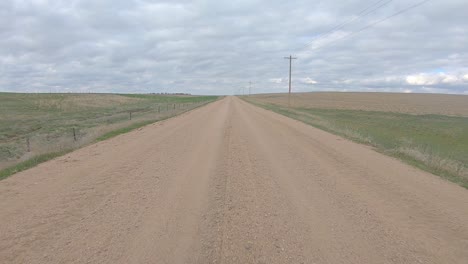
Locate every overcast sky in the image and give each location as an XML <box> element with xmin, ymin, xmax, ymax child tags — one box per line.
<box><xmin>1</xmin><ymin>0</ymin><xmax>468</xmax><ymax>95</ymax></box>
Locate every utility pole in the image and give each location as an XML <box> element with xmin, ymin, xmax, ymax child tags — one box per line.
<box><xmin>284</xmin><ymin>55</ymin><xmax>297</xmax><ymax>107</ymax></box>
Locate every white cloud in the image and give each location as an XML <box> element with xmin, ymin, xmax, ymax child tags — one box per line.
<box><xmin>337</xmin><ymin>79</ymin><xmax>354</xmax><ymax>85</ymax></box>
<box><xmin>268</xmin><ymin>78</ymin><xmax>283</xmax><ymax>84</ymax></box>
<box><xmin>1</xmin><ymin>0</ymin><xmax>468</xmax><ymax>94</ymax></box>
<box><xmin>406</xmin><ymin>74</ymin><xmax>438</xmax><ymax>85</ymax></box>
<box><xmin>301</xmin><ymin>77</ymin><xmax>318</xmax><ymax>85</ymax></box>
<box><xmin>406</xmin><ymin>73</ymin><xmax>467</xmax><ymax>86</ymax></box>
<box><xmin>441</xmin><ymin>74</ymin><xmax>459</xmax><ymax>84</ymax></box>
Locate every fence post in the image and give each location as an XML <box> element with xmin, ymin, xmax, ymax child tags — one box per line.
<box><xmin>129</xmin><ymin>112</ymin><xmax>132</xmax><ymax>120</ymax></box>
<box><xmin>26</xmin><ymin>137</ymin><xmax>31</xmax><ymax>152</ymax></box>
<box><xmin>73</xmin><ymin>128</ymin><xmax>77</xmax><ymax>141</ymax></box>
<box><xmin>158</xmin><ymin>106</ymin><xmax>160</xmax><ymax>113</ymax></box>
<box><xmin>173</xmin><ymin>104</ymin><xmax>175</xmax><ymax>110</ymax></box>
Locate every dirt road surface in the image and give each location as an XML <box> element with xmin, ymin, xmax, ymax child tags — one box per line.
<box><xmin>1</xmin><ymin>97</ymin><xmax>467</xmax><ymax>264</ymax></box>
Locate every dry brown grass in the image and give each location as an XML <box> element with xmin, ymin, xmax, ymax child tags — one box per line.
<box><xmin>0</xmin><ymin>93</ymin><xmax>218</xmax><ymax>172</ymax></box>
<box><xmin>244</xmin><ymin>93</ymin><xmax>468</xmax><ymax>188</ymax></box>
<box><xmin>33</xmin><ymin>94</ymin><xmax>144</xmax><ymax>111</ymax></box>
<box><xmin>252</xmin><ymin>92</ymin><xmax>468</xmax><ymax>117</ymax></box>
<box><xmin>395</xmin><ymin>146</ymin><xmax>467</xmax><ymax>179</ymax></box>
<box><xmin>0</xmin><ymin>106</ymin><xmax>199</xmax><ymax>171</ymax></box>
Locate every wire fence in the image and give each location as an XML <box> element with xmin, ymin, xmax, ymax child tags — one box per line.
<box><xmin>0</xmin><ymin>100</ymin><xmax>211</xmax><ymax>171</ymax></box>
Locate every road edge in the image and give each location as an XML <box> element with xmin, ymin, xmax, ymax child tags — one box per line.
<box><xmin>0</xmin><ymin>98</ymin><xmax>222</xmax><ymax>181</ymax></box>
<box><xmin>240</xmin><ymin>96</ymin><xmax>468</xmax><ymax>189</ymax></box>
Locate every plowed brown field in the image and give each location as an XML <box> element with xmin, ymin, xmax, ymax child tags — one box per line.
<box><xmin>253</xmin><ymin>92</ymin><xmax>468</xmax><ymax>116</ymax></box>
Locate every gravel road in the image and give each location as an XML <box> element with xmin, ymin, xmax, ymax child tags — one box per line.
<box><xmin>1</xmin><ymin>96</ymin><xmax>467</xmax><ymax>263</ymax></box>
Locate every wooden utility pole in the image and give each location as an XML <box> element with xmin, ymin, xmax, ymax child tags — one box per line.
<box><xmin>26</xmin><ymin>137</ymin><xmax>31</xmax><ymax>152</ymax></box>
<box><xmin>284</xmin><ymin>55</ymin><xmax>297</xmax><ymax>107</ymax></box>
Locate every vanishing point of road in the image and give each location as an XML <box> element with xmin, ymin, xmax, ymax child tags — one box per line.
<box><xmin>1</xmin><ymin>97</ymin><xmax>467</xmax><ymax>263</ymax></box>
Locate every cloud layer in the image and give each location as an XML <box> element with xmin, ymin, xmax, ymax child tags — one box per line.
<box><xmin>1</xmin><ymin>0</ymin><xmax>468</xmax><ymax>94</ymax></box>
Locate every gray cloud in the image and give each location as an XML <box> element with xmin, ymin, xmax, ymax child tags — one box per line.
<box><xmin>1</xmin><ymin>0</ymin><xmax>468</xmax><ymax>94</ymax></box>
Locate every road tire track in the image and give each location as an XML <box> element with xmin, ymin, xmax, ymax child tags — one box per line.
<box><xmin>1</xmin><ymin>97</ymin><xmax>467</xmax><ymax>263</ymax></box>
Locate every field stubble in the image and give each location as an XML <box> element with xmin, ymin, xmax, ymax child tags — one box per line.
<box><xmin>259</xmin><ymin>92</ymin><xmax>468</xmax><ymax>117</ymax></box>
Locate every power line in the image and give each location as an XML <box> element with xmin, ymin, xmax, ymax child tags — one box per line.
<box><xmin>298</xmin><ymin>0</ymin><xmax>394</xmax><ymax>51</ymax></box>
<box><xmin>301</xmin><ymin>0</ymin><xmax>431</xmax><ymax>54</ymax></box>
<box><xmin>215</xmin><ymin>1</ymin><xmax>431</xmax><ymax>84</ymax></box>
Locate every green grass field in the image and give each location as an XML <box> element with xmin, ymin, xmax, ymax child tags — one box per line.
<box><xmin>244</xmin><ymin>97</ymin><xmax>468</xmax><ymax>189</ymax></box>
<box><xmin>0</xmin><ymin>93</ymin><xmax>218</xmax><ymax>178</ymax></box>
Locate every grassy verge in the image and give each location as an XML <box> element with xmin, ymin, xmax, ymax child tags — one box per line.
<box><xmin>95</xmin><ymin>103</ymin><xmax>205</xmax><ymax>142</ymax></box>
<box><xmin>96</xmin><ymin>120</ymin><xmax>157</xmax><ymax>141</ymax></box>
<box><xmin>0</xmin><ymin>93</ymin><xmax>219</xmax><ymax>161</ymax></box>
<box><xmin>243</xmin><ymin>98</ymin><xmax>468</xmax><ymax>189</ymax></box>
<box><xmin>0</xmin><ymin>151</ymin><xmax>70</xmax><ymax>181</ymax></box>
<box><xmin>0</xmin><ymin>96</ymin><xmax>218</xmax><ymax>181</ymax></box>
